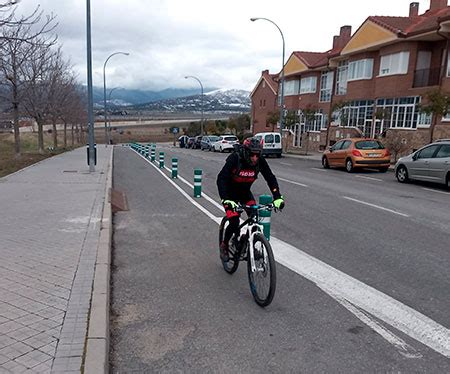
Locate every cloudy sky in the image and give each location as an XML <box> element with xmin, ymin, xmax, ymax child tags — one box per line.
<box><xmin>15</xmin><ymin>0</ymin><xmax>431</xmax><ymax>92</ymax></box>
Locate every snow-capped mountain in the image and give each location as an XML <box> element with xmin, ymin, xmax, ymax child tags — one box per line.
<box><xmin>130</xmin><ymin>89</ymin><xmax>250</xmax><ymax>113</ymax></box>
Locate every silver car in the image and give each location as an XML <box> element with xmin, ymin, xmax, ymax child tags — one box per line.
<box><xmin>395</xmin><ymin>140</ymin><xmax>450</xmax><ymax>188</ymax></box>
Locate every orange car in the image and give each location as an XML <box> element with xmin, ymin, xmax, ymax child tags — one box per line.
<box><xmin>322</xmin><ymin>138</ymin><xmax>391</xmax><ymax>172</ymax></box>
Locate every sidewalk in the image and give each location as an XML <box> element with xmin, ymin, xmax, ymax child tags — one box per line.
<box><xmin>0</xmin><ymin>146</ymin><xmax>113</xmax><ymax>373</ymax></box>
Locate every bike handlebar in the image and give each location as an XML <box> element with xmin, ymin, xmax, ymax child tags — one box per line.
<box><xmin>235</xmin><ymin>202</ymin><xmax>280</xmax><ymax>213</ymax></box>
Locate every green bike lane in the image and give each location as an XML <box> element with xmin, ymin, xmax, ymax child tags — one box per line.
<box><xmin>110</xmin><ymin>146</ymin><xmax>450</xmax><ymax>372</ymax></box>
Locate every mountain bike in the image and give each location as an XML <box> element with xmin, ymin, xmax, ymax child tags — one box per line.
<box><xmin>218</xmin><ymin>203</ymin><xmax>277</xmax><ymax>307</ymax></box>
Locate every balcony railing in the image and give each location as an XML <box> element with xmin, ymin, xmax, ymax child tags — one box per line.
<box><xmin>413</xmin><ymin>67</ymin><xmax>440</xmax><ymax>88</ymax></box>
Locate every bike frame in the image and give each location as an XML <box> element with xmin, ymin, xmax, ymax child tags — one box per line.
<box><xmin>236</xmin><ymin>205</ymin><xmax>269</xmax><ymax>272</ymax></box>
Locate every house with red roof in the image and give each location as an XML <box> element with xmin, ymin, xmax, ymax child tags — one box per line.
<box><xmin>250</xmin><ymin>70</ymin><xmax>279</xmax><ymax>134</ymax></box>
<box><xmin>251</xmin><ymin>0</ymin><xmax>450</xmax><ymax>154</ymax></box>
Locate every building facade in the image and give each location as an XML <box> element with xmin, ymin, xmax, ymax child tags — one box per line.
<box><xmin>251</xmin><ymin>0</ymin><xmax>450</xmax><ymax>155</ymax></box>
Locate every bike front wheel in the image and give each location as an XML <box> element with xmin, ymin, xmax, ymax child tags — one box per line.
<box><xmin>219</xmin><ymin>217</ymin><xmax>239</xmax><ymax>274</ymax></box>
<box><xmin>247</xmin><ymin>232</ymin><xmax>276</xmax><ymax>307</ymax></box>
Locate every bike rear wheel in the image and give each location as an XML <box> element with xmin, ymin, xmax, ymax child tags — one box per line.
<box><xmin>247</xmin><ymin>232</ymin><xmax>276</xmax><ymax>307</ymax></box>
<box><xmin>219</xmin><ymin>217</ymin><xmax>239</xmax><ymax>274</ymax></box>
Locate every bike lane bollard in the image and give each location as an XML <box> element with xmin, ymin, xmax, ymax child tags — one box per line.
<box><xmin>159</xmin><ymin>152</ymin><xmax>165</xmax><ymax>168</ymax></box>
<box><xmin>259</xmin><ymin>194</ymin><xmax>272</xmax><ymax>240</ymax></box>
<box><xmin>151</xmin><ymin>148</ymin><xmax>156</xmax><ymax>162</ymax></box>
<box><xmin>145</xmin><ymin>146</ymin><xmax>149</xmax><ymax>158</ymax></box>
<box><xmin>172</xmin><ymin>158</ymin><xmax>178</xmax><ymax>178</ymax></box>
<box><xmin>194</xmin><ymin>169</ymin><xmax>202</xmax><ymax>197</ymax></box>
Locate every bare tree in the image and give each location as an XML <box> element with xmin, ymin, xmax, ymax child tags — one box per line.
<box><xmin>0</xmin><ymin>5</ymin><xmax>57</xmax><ymax>157</ymax></box>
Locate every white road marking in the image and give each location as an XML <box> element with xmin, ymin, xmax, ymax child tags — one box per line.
<box><xmin>272</xmin><ymin>238</ymin><xmax>450</xmax><ymax>358</ymax></box>
<box><xmin>343</xmin><ymin>196</ymin><xmax>409</xmax><ymax>217</ymax></box>
<box><xmin>326</xmin><ymin>291</ymin><xmax>422</xmax><ymax>359</ymax></box>
<box><xmin>355</xmin><ymin>175</ymin><xmax>383</xmax><ymax>182</ymax></box>
<box><xmin>422</xmin><ymin>187</ymin><xmax>450</xmax><ymax>195</ymax></box>
<box><xmin>278</xmin><ymin>177</ymin><xmax>308</xmax><ymax>188</ymax></box>
<box><xmin>312</xmin><ymin>167</ymin><xmax>326</xmax><ymax>172</ymax></box>
<box><xmin>131</xmin><ymin>147</ymin><xmax>450</xmax><ymax>358</ymax></box>
<box><xmin>279</xmin><ymin>162</ymin><xmax>292</xmax><ymax>166</ymax></box>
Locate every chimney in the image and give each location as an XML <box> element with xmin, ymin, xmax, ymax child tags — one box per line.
<box><xmin>340</xmin><ymin>25</ymin><xmax>352</xmax><ymax>40</ymax></box>
<box><xmin>429</xmin><ymin>0</ymin><xmax>447</xmax><ymax>11</ymax></box>
<box><xmin>409</xmin><ymin>2</ymin><xmax>419</xmax><ymax>17</ymax></box>
<box><xmin>332</xmin><ymin>35</ymin><xmax>339</xmax><ymax>49</ymax></box>
<box><xmin>262</xmin><ymin>69</ymin><xmax>269</xmax><ymax>75</ymax></box>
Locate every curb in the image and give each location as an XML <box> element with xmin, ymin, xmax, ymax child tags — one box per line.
<box><xmin>84</xmin><ymin>147</ymin><xmax>113</xmax><ymax>373</ymax></box>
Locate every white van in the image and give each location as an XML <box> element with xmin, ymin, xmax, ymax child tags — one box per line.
<box><xmin>254</xmin><ymin>132</ymin><xmax>282</xmax><ymax>158</ymax></box>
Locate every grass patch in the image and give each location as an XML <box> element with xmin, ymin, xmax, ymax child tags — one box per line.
<box><xmin>0</xmin><ymin>132</ymin><xmax>77</xmax><ymax>178</ymax></box>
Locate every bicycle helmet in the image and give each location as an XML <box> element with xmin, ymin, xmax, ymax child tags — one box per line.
<box><xmin>242</xmin><ymin>137</ymin><xmax>262</xmax><ymax>164</ymax></box>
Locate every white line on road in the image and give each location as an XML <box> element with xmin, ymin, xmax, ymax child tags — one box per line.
<box><xmin>279</xmin><ymin>162</ymin><xmax>293</xmax><ymax>166</ymax></box>
<box><xmin>343</xmin><ymin>196</ymin><xmax>409</xmax><ymax>217</ymax></box>
<box><xmin>422</xmin><ymin>187</ymin><xmax>450</xmax><ymax>195</ymax></box>
<box><xmin>131</xmin><ymin>148</ymin><xmax>450</xmax><ymax>358</ymax></box>
<box><xmin>355</xmin><ymin>175</ymin><xmax>383</xmax><ymax>182</ymax></box>
<box><xmin>326</xmin><ymin>290</ymin><xmax>422</xmax><ymax>359</ymax></box>
<box><xmin>278</xmin><ymin>177</ymin><xmax>308</xmax><ymax>188</ymax></box>
<box><xmin>273</xmin><ymin>238</ymin><xmax>449</xmax><ymax>358</ymax></box>
<box><xmin>312</xmin><ymin>167</ymin><xmax>326</xmax><ymax>172</ymax></box>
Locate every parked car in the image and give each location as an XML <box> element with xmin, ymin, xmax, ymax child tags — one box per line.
<box><xmin>200</xmin><ymin>135</ymin><xmax>220</xmax><ymax>151</ymax></box>
<box><xmin>213</xmin><ymin>135</ymin><xmax>239</xmax><ymax>152</ymax></box>
<box><xmin>322</xmin><ymin>138</ymin><xmax>391</xmax><ymax>172</ymax></box>
<box><xmin>254</xmin><ymin>132</ymin><xmax>282</xmax><ymax>158</ymax></box>
<box><xmin>192</xmin><ymin>135</ymin><xmax>203</xmax><ymax>149</ymax></box>
<box><xmin>395</xmin><ymin>139</ymin><xmax>450</xmax><ymax>187</ymax></box>
<box><xmin>186</xmin><ymin>137</ymin><xmax>195</xmax><ymax>149</ymax></box>
<box><xmin>178</xmin><ymin>135</ymin><xmax>189</xmax><ymax>148</ymax></box>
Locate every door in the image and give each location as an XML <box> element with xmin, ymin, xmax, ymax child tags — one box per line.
<box><xmin>409</xmin><ymin>144</ymin><xmax>440</xmax><ymax>180</ymax></box>
<box><xmin>428</xmin><ymin>144</ymin><xmax>450</xmax><ymax>183</ymax></box>
<box><xmin>336</xmin><ymin>140</ymin><xmax>352</xmax><ymax>167</ymax></box>
<box><xmin>327</xmin><ymin>140</ymin><xmax>345</xmax><ymax>166</ymax></box>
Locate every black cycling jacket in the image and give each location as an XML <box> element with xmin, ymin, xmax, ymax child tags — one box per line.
<box><xmin>217</xmin><ymin>152</ymin><xmax>281</xmax><ymax>202</ymax></box>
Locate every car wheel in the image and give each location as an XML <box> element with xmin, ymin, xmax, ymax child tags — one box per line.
<box><xmin>396</xmin><ymin>165</ymin><xmax>409</xmax><ymax>183</ymax></box>
<box><xmin>322</xmin><ymin>156</ymin><xmax>330</xmax><ymax>169</ymax></box>
<box><xmin>345</xmin><ymin>158</ymin><xmax>354</xmax><ymax>173</ymax></box>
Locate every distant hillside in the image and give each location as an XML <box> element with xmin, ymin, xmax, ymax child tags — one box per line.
<box><xmin>129</xmin><ymin>88</ymin><xmax>251</xmax><ymax>114</ymax></box>
<box><xmin>92</xmin><ymin>86</ymin><xmax>217</xmax><ymax>107</ymax></box>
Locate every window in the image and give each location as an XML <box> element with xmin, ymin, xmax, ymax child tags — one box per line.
<box><xmin>348</xmin><ymin>59</ymin><xmax>373</xmax><ymax>81</ymax></box>
<box><xmin>341</xmin><ymin>140</ymin><xmax>352</xmax><ymax>150</ymax></box>
<box><xmin>336</xmin><ymin>61</ymin><xmax>348</xmax><ymax>95</ymax></box>
<box><xmin>376</xmin><ymin>96</ymin><xmax>421</xmax><ymax>129</ymax></box>
<box><xmin>435</xmin><ymin>145</ymin><xmax>450</xmax><ymax>158</ymax></box>
<box><xmin>265</xmin><ymin>134</ymin><xmax>274</xmax><ymax>143</ymax></box>
<box><xmin>284</xmin><ymin>79</ymin><xmax>300</xmax><ymax>96</ymax></box>
<box><xmin>417</xmin><ymin>145</ymin><xmax>440</xmax><ymax>159</ymax></box>
<box><xmin>417</xmin><ymin>112</ymin><xmax>432</xmax><ymax>126</ymax></box>
<box><xmin>298</xmin><ymin>109</ymin><xmax>327</xmax><ymax>132</ymax></box>
<box><xmin>299</xmin><ymin>76</ymin><xmax>317</xmax><ymax>94</ymax></box>
<box><xmin>355</xmin><ymin>140</ymin><xmax>385</xmax><ymax>150</ymax></box>
<box><xmin>331</xmin><ymin>140</ymin><xmax>344</xmax><ymax>151</ymax></box>
<box><xmin>262</xmin><ymin>81</ymin><xmax>266</xmax><ymax>88</ymax></box>
<box><xmin>320</xmin><ymin>71</ymin><xmax>334</xmax><ymax>102</ymax></box>
<box><xmin>379</xmin><ymin>51</ymin><xmax>409</xmax><ymax>76</ymax></box>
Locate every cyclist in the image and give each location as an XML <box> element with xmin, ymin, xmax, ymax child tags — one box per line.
<box><xmin>216</xmin><ymin>137</ymin><xmax>285</xmax><ymax>261</ymax></box>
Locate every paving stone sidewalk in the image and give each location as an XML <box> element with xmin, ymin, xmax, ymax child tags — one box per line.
<box><xmin>0</xmin><ymin>146</ymin><xmax>112</xmax><ymax>373</ymax></box>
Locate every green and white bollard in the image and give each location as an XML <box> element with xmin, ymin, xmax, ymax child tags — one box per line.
<box><xmin>194</xmin><ymin>169</ymin><xmax>202</xmax><ymax>197</ymax></box>
<box><xmin>259</xmin><ymin>194</ymin><xmax>272</xmax><ymax>240</ymax></box>
<box><xmin>151</xmin><ymin>148</ymin><xmax>156</xmax><ymax>162</ymax></box>
<box><xmin>145</xmin><ymin>146</ymin><xmax>149</xmax><ymax>158</ymax></box>
<box><xmin>159</xmin><ymin>152</ymin><xmax>165</xmax><ymax>168</ymax></box>
<box><xmin>172</xmin><ymin>158</ymin><xmax>178</xmax><ymax>178</ymax></box>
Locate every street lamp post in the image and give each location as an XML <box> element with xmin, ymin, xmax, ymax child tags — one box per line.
<box><xmin>250</xmin><ymin>17</ymin><xmax>285</xmax><ymax>137</ymax></box>
<box><xmin>86</xmin><ymin>0</ymin><xmax>95</xmax><ymax>172</ymax></box>
<box><xmin>184</xmin><ymin>75</ymin><xmax>204</xmax><ymax>136</ymax></box>
<box><xmin>107</xmin><ymin>87</ymin><xmax>121</xmax><ymax>140</ymax></box>
<box><xmin>103</xmin><ymin>52</ymin><xmax>129</xmax><ymax>145</ymax></box>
